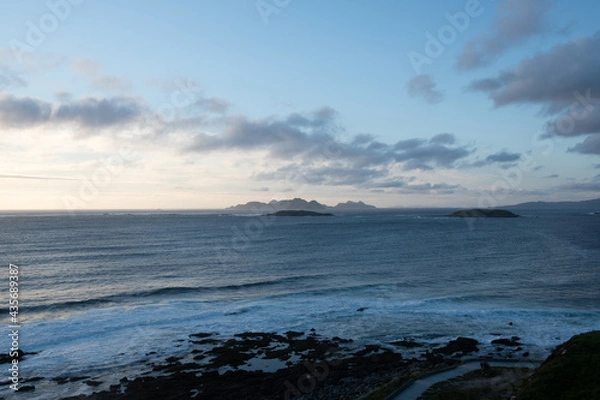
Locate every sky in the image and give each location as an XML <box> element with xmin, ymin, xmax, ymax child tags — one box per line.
<box><xmin>1</xmin><ymin>0</ymin><xmax>599</xmax><ymax>210</ymax></box>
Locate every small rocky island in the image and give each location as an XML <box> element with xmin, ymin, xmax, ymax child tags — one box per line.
<box><xmin>266</xmin><ymin>210</ymin><xmax>333</xmax><ymax>217</ymax></box>
<box><xmin>449</xmin><ymin>209</ymin><xmax>519</xmax><ymax>218</ymax></box>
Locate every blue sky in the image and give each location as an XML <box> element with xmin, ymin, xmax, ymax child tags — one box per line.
<box><xmin>1</xmin><ymin>0</ymin><xmax>599</xmax><ymax>209</ymax></box>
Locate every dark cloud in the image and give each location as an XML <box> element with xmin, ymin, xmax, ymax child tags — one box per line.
<box><xmin>394</xmin><ymin>139</ymin><xmax>471</xmax><ymax>170</ymax></box>
<box><xmin>543</xmin><ymin>98</ymin><xmax>600</xmax><ymax>137</ymax></box>
<box><xmin>544</xmin><ymin>174</ymin><xmax>559</xmax><ymax>179</ymax></box>
<box><xmin>0</xmin><ymin>94</ymin><xmax>144</xmax><ymax>131</ymax></box>
<box><xmin>392</xmin><ymin>136</ymin><xmax>472</xmax><ymax>170</ymax></box>
<box><xmin>430</xmin><ymin>133</ymin><xmax>456</xmax><ymax>145</ymax></box>
<box><xmin>499</xmin><ymin>163</ymin><xmax>518</xmax><ymax>170</ymax></box>
<box><xmin>398</xmin><ymin>182</ymin><xmax>462</xmax><ymax>194</ymax></box>
<box><xmin>255</xmin><ymin>164</ymin><xmax>387</xmax><ymax>187</ymax></box>
<box><xmin>54</xmin><ymin>97</ymin><xmax>144</xmax><ymax>129</ymax></box>
<box><xmin>568</xmin><ymin>135</ymin><xmax>600</xmax><ymax>155</ymax></box>
<box><xmin>285</xmin><ymin>106</ymin><xmax>338</xmax><ymax>129</ymax></box>
<box><xmin>256</xmin><ymin>164</ymin><xmax>461</xmax><ymax>194</ymax></box>
<box><xmin>188</xmin><ymin>112</ymin><xmax>335</xmax><ymax>159</ymax></box>
<box><xmin>188</xmin><ymin>112</ymin><xmax>471</xmax><ymax>173</ymax></box>
<box><xmin>485</xmin><ymin>151</ymin><xmax>521</xmax><ymax>163</ymax></box>
<box><xmin>468</xmin><ymin>31</ymin><xmax>600</xmax><ymax>152</ymax></box>
<box><xmin>468</xmin><ymin>32</ymin><xmax>600</xmax><ymax>115</ymax></box>
<box><xmin>406</xmin><ymin>74</ymin><xmax>443</xmax><ymax>104</ymax></box>
<box><xmin>463</xmin><ymin>150</ymin><xmax>522</xmax><ymax>168</ymax></box>
<box><xmin>457</xmin><ymin>0</ymin><xmax>550</xmax><ymax>69</ymax></box>
<box><xmin>0</xmin><ymin>94</ymin><xmax>52</xmax><ymax>127</ymax></box>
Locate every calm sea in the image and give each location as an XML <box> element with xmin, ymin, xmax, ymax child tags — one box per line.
<box><xmin>1</xmin><ymin>208</ymin><xmax>599</xmax><ymax>387</ymax></box>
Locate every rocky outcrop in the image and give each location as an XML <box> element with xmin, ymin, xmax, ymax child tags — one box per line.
<box><xmin>266</xmin><ymin>210</ymin><xmax>333</xmax><ymax>217</ymax></box>
<box><xmin>448</xmin><ymin>209</ymin><xmax>519</xmax><ymax>218</ymax></box>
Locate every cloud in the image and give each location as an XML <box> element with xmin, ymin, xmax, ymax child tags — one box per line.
<box><xmin>468</xmin><ymin>31</ymin><xmax>600</xmax><ymax>152</ymax></box>
<box><xmin>568</xmin><ymin>135</ymin><xmax>600</xmax><ymax>155</ymax></box>
<box><xmin>188</xmin><ymin>110</ymin><xmax>472</xmax><ymax>173</ymax></box>
<box><xmin>256</xmin><ymin>164</ymin><xmax>462</xmax><ymax>193</ymax></box>
<box><xmin>0</xmin><ymin>67</ymin><xmax>27</xmax><ymax>91</ymax></box>
<box><xmin>406</xmin><ymin>74</ymin><xmax>443</xmax><ymax>104</ymax></box>
<box><xmin>429</xmin><ymin>133</ymin><xmax>456</xmax><ymax>145</ymax></box>
<box><xmin>397</xmin><ymin>182</ymin><xmax>462</xmax><ymax>194</ymax></box>
<box><xmin>463</xmin><ymin>150</ymin><xmax>522</xmax><ymax>168</ymax></box>
<box><xmin>457</xmin><ymin>0</ymin><xmax>550</xmax><ymax>69</ymax></box>
<box><xmin>0</xmin><ymin>94</ymin><xmax>52</xmax><ymax>127</ymax></box>
<box><xmin>187</xmin><ymin>107</ymin><xmax>340</xmax><ymax>158</ymax></box>
<box><xmin>72</xmin><ymin>58</ymin><xmax>131</xmax><ymax>92</ymax></box>
<box><xmin>153</xmin><ymin>78</ymin><xmax>230</xmax><ymax>115</ymax></box>
<box><xmin>54</xmin><ymin>96</ymin><xmax>143</xmax><ymax>130</ymax></box>
<box><xmin>393</xmin><ymin>137</ymin><xmax>471</xmax><ymax>170</ymax></box>
<box><xmin>0</xmin><ymin>94</ymin><xmax>144</xmax><ymax>131</ymax></box>
<box><xmin>256</xmin><ymin>164</ymin><xmax>387</xmax><ymax>186</ymax></box>
<box><xmin>543</xmin><ymin>96</ymin><xmax>600</xmax><ymax>137</ymax></box>
<box><xmin>468</xmin><ymin>32</ymin><xmax>600</xmax><ymax>115</ymax></box>
<box><xmin>544</xmin><ymin>174</ymin><xmax>559</xmax><ymax>179</ymax></box>
<box><xmin>485</xmin><ymin>151</ymin><xmax>521</xmax><ymax>163</ymax></box>
<box><xmin>556</xmin><ymin>181</ymin><xmax>600</xmax><ymax>192</ymax></box>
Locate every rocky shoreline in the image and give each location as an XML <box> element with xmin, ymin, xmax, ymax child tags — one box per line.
<box><xmin>3</xmin><ymin>330</ymin><xmax>545</xmax><ymax>399</ymax></box>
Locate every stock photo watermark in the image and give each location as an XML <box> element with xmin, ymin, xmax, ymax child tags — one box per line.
<box><xmin>284</xmin><ymin>347</ymin><xmax>341</xmax><ymax>400</ymax></box>
<box><xmin>9</xmin><ymin>0</ymin><xmax>86</xmax><ymax>63</ymax></box>
<box><xmin>255</xmin><ymin>0</ymin><xmax>293</xmax><ymax>25</ymax></box>
<box><xmin>7</xmin><ymin>263</ymin><xmax>20</xmax><ymax>391</ymax></box>
<box><xmin>407</xmin><ymin>0</ymin><xmax>487</xmax><ymax>74</ymax></box>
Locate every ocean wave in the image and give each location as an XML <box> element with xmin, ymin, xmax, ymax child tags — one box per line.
<box><xmin>20</xmin><ymin>274</ymin><xmax>332</xmax><ymax>315</ymax></box>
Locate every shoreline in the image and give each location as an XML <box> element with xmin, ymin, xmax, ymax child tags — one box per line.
<box><xmin>3</xmin><ymin>330</ymin><xmax>546</xmax><ymax>400</ymax></box>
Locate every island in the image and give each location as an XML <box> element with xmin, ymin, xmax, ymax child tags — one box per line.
<box><xmin>227</xmin><ymin>198</ymin><xmax>376</xmax><ymax>212</ymax></box>
<box><xmin>448</xmin><ymin>209</ymin><xmax>519</xmax><ymax>218</ymax></box>
<box><xmin>266</xmin><ymin>210</ymin><xmax>333</xmax><ymax>217</ymax></box>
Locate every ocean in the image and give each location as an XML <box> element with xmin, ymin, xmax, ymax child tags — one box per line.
<box><xmin>1</xmin><ymin>208</ymin><xmax>599</xmax><ymax>396</ymax></box>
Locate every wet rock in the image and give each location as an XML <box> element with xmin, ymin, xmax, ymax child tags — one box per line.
<box><xmin>390</xmin><ymin>339</ymin><xmax>423</xmax><ymax>348</ymax></box>
<box><xmin>434</xmin><ymin>337</ymin><xmax>479</xmax><ymax>356</ymax></box>
<box><xmin>492</xmin><ymin>336</ymin><xmax>522</xmax><ymax>346</ymax></box>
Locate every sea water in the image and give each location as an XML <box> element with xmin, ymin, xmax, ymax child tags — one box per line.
<box><xmin>0</xmin><ymin>209</ymin><xmax>599</xmax><ymax>391</ymax></box>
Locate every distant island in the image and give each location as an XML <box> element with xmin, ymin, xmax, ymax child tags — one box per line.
<box><xmin>227</xmin><ymin>198</ymin><xmax>376</xmax><ymax>212</ymax></box>
<box><xmin>266</xmin><ymin>210</ymin><xmax>333</xmax><ymax>217</ymax></box>
<box><xmin>502</xmin><ymin>197</ymin><xmax>600</xmax><ymax>210</ymax></box>
<box><xmin>448</xmin><ymin>209</ymin><xmax>519</xmax><ymax>218</ymax></box>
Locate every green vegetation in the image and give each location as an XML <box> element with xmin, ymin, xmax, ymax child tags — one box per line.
<box><xmin>417</xmin><ymin>367</ymin><xmax>534</xmax><ymax>400</ymax></box>
<box><xmin>362</xmin><ymin>374</ymin><xmax>413</xmax><ymax>400</ymax></box>
<box><xmin>516</xmin><ymin>331</ymin><xmax>600</xmax><ymax>400</ymax></box>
